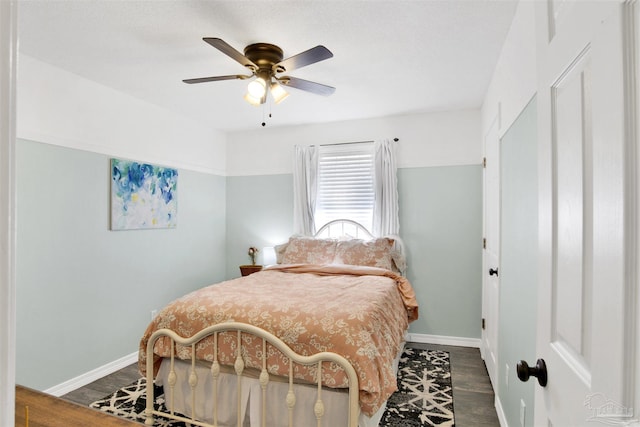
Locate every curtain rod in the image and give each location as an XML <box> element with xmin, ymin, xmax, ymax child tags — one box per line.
<box><xmin>317</xmin><ymin>138</ymin><xmax>399</xmax><ymax>147</ymax></box>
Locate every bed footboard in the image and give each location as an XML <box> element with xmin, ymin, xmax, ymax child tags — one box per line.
<box><xmin>145</xmin><ymin>322</ymin><xmax>360</xmax><ymax>427</ymax></box>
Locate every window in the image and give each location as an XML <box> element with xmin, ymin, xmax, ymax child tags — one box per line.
<box><xmin>293</xmin><ymin>139</ymin><xmax>398</xmax><ymax>237</ymax></box>
<box><xmin>314</xmin><ymin>142</ymin><xmax>375</xmax><ymax>233</ymax></box>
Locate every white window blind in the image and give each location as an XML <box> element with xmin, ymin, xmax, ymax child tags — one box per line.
<box><xmin>314</xmin><ymin>142</ymin><xmax>375</xmax><ymax>233</ymax></box>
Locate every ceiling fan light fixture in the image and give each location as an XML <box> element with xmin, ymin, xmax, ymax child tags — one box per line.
<box><xmin>243</xmin><ymin>91</ymin><xmax>263</xmax><ymax>106</ymax></box>
<box><xmin>270</xmin><ymin>82</ymin><xmax>289</xmax><ymax>104</ymax></box>
<box><xmin>247</xmin><ymin>77</ymin><xmax>267</xmax><ymax>98</ymax></box>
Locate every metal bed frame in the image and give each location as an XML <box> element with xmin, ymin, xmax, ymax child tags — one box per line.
<box><xmin>145</xmin><ymin>322</ymin><xmax>360</xmax><ymax>427</ymax></box>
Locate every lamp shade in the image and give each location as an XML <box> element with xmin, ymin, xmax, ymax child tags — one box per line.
<box><xmin>247</xmin><ymin>77</ymin><xmax>267</xmax><ymax>98</ymax></box>
<box><xmin>262</xmin><ymin>247</ymin><xmax>277</xmax><ymax>266</ymax></box>
<box><xmin>270</xmin><ymin>82</ymin><xmax>289</xmax><ymax>104</ymax></box>
<box><xmin>244</xmin><ymin>92</ymin><xmax>263</xmax><ymax>106</ymax></box>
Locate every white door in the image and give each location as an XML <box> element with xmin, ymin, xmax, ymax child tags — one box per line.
<box><xmin>482</xmin><ymin>115</ymin><xmax>500</xmax><ymax>388</ymax></box>
<box><xmin>533</xmin><ymin>1</ymin><xmax>637</xmax><ymax>425</ymax></box>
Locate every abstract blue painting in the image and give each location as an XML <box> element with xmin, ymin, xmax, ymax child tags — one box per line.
<box><xmin>110</xmin><ymin>158</ymin><xmax>178</xmax><ymax>230</ymax></box>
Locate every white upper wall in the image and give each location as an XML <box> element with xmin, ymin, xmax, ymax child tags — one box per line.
<box><xmin>17</xmin><ymin>53</ymin><xmax>483</xmax><ymax>177</ymax></box>
<box><xmin>226</xmin><ymin>109</ymin><xmax>482</xmax><ymax>176</ymax></box>
<box><xmin>481</xmin><ymin>0</ymin><xmax>537</xmax><ymax>138</ymax></box>
<box><xmin>17</xmin><ymin>54</ymin><xmax>226</xmax><ymax>175</ymax></box>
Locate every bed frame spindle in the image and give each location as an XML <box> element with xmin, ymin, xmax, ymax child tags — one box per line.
<box><xmin>168</xmin><ymin>341</ymin><xmax>176</xmax><ymax>415</ymax></box>
<box><xmin>315</xmin><ymin>361</ymin><xmax>325</xmax><ymax>426</ymax></box>
<box><xmin>234</xmin><ymin>330</ymin><xmax>245</xmax><ymax>427</ymax></box>
<box><xmin>259</xmin><ymin>339</ymin><xmax>269</xmax><ymax>427</ymax></box>
<box><xmin>190</xmin><ymin>343</ymin><xmax>199</xmax><ymax>422</ymax></box>
<box><xmin>211</xmin><ymin>332</ymin><xmax>219</xmax><ymax>426</ymax></box>
<box><xmin>287</xmin><ymin>359</ymin><xmax>295</xmax><ymax>427</ymax></box>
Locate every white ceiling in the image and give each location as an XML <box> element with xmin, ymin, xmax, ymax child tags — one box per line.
<box><xmin>17</xmin><ymin>0</ymin><xmax>518</xmax><ymax>133</ymax></box>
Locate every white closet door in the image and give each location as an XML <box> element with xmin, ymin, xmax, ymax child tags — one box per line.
<box><xmin>482</xmin><ymin>115</ymin><xmax>500</xmax><ymax>388</ymax></box>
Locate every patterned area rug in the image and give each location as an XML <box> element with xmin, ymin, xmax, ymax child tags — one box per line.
<box><xmin>90</xmin><ymin>347</ymin><xmax>454</xmax><ymax>426</ymax></box>
<box><xmin>381</xmin><ymin>347</ymin><xmax>455</xmax><ymax>426</ymax></box>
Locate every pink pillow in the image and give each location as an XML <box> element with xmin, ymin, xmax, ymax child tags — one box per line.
<box><xmin>334</xmin><ymin>238</ymin><xmax>395</xmax><ymax>271</ymax></box>
<box><xmin>280</xmin><ymin>237</ymin><xmax>338</xmax><ymax>265</ymax></box>
<box><xmin>274</xmin><ymin>242</ymin><xmax>289</xmax><ymax>264</ymax></box>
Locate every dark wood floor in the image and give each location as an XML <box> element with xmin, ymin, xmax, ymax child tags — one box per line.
<box><xmin>62</xmin><ymin>343</ymin><xmax>500</xmax><ymax>426</ymax></box>
<box><xmin>410</xmin><ymin>343</ymin><xmax>500</xmax><ymax>427</ymax></box>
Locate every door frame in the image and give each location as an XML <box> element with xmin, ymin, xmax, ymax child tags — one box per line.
<box><xmin>0</xmin><ymin>0</ymin><xmax>18</xmax><ymax>425</ymax></box>
<box><xmin>636</xmin><ymin>2</ymin><xmax>640</xmax><ymax>419</ymax></box>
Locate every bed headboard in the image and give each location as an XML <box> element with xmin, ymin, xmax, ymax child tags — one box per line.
<box><xmin>314</xmin><ymin>219</ymin><xmax>374</xmax><ymax>240</ymax></box>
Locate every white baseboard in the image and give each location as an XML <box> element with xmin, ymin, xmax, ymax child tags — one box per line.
<box><xmin>44</xmin><ymin>351</ymin><xmax>139</xmax><ymax>397</ymax></box>
<box><xmin>43</xmin><ymin>335</ymin><xmax>479</xmax><ymax>396</ymax></box>
<box><xmin>406</xmin><ymin>332</ymin><xmax>481</xmax><ymax>348</ymax></box>
<box><xmin>495</xmin><ymin>394</ymin><xmax>508</xmax><ymax>427</ymax></box>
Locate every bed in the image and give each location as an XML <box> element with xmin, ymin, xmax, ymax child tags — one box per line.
<box><xmin>139</xmin><ymin>220</ymin><xmax>419</xmax><ymax>427</ymax></box>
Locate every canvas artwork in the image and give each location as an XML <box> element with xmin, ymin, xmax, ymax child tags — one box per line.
<box><xmin>110</xmin><ymin>158</ymin><xmax>178</xmax><ymax>230</ymax></box>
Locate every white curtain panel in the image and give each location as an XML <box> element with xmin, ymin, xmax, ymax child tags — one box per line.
<box><xmin>372</xmin><ymin>139</ymin><xmax>400</xmax><ymax>236</ymax></box>
<box><xmin>292</xmin><ymin>145</ymin><xmax>318</xmax><ymax>236</ymax></box>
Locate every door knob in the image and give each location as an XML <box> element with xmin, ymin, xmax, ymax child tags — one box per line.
<box><xmin>489</xmin><ymin>268</ymin><xmax>499</xmax><ymax>276</ymax></box>
<box><xmin>517</xmin><ymin>359</ymin><xmax>547</xmax><ymax>387</ymax></box>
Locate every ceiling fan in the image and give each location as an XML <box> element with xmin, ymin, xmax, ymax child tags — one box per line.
<box><xmin>184</xmin><ymin>38</ymin><xmax>335</xmax><ymax>106</ymax></box>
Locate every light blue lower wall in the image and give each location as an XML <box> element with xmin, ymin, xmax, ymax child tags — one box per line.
<box><xmin>225</xmin><ymin>165</ymin><xmax>483</xmax><ymax>339</ymax></box>
<box><xmin>498</xmin><ymin>97</ymin><xmax>537</xmax><ymax>427</ymax></box>
<box><xmin>16</xmin><ymin>139</ymin><xmax>227</xmax><ymax>390</ymax></box>
<box><xmin>398</xmin><ymin>166</ymin><xmax>483</xmax><ymax>338</ymax></box>
<box><xmin>225</xmin><ymin>174</ymin><xmax>294</xmax><ymax>277</ymax></box>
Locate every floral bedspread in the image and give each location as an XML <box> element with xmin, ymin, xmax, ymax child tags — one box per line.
<box><xmin>138</xmin><ymin>264</ymin><xmax>419</xmax><ymax>416</ymax></box>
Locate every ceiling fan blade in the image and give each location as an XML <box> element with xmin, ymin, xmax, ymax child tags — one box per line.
<box><xmin>183</xmin><ymin>74</ymin><xmax>251</xmax><ymax>84</ymax></box>
<box><xmin>274</xmin><ymin>45</ymin><xmax>333</xmax><ymax>73</ymax></box>
<box><xmin>203</xmin><ymin>37</ymin><xmax>258</xmax><ymax>71</ymax></box>
<box><xmin>278</xmin><ymin>76</ymin><xmax>335</xmax><ymax>96</ymax></box>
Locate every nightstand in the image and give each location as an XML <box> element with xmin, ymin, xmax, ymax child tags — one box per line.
<box><xmin>240</xmin><ymin>264</ymin><xmax>263</xmax><ymax>276</ymax></box>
